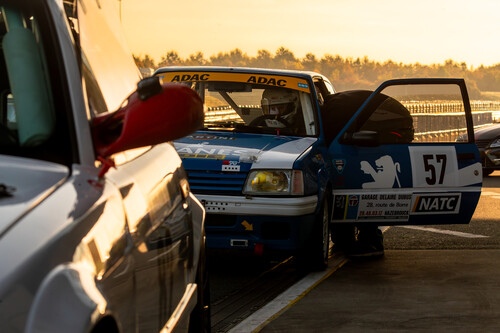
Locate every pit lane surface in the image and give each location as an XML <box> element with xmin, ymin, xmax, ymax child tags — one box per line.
<box><xmin>208</xmin><ymin>251</ymin><xmax>309</xmax><ymax>332</ymax></box>
<box><xmin>209</xmin><ymin>171</ymin><xmax>500</xmax><ymax>332</ymax></box>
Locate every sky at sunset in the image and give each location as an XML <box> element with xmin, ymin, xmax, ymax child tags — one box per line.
<box><xmin>121</xmin><ymin>0</ymin><xmax>500</xmax><ymax>67</ymax></box>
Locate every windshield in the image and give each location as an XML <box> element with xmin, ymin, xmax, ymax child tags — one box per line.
<box><xmin>159</xmin><ymin>73</ymin><xmax>317</xmax><ymax>137</ymax></box>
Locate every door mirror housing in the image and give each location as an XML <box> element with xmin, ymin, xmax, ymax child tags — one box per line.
<box><xmin>92</xmin><ymin>82</ymin><xmax>203</xmax><ymax>157</ymax></box>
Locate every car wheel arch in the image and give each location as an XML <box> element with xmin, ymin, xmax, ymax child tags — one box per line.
<box><xmin>90</xmin><ymin>316</ymin><xmax>119</xmax><ymax>333</ymax></box>
<box><xmin>26</xmin><ymin>263</ymin><xmax>109</xmax><ymax>333</ymax></box>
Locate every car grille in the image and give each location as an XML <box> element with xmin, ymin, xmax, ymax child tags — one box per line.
<box><xmin>187</xmin><ymin>170</ymin><xmax>248</xmax><ymax>196</ymax></box>
<box><xmin>476</xmin><ymin>139</ymin><xmax>492</xmax><ymax>148</ymax></box>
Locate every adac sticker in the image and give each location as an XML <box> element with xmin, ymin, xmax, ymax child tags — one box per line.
<box><xmin>157</xmin><ymin>72</ymin><xmax>311</xmax><ymax>92</ymax></box>
<box><xmin>333</xmin><ymin>159</ymin><xmax>346</xmax><ymax>174</ymax></box>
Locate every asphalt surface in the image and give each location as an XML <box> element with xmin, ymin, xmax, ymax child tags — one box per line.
<box><xmin>259</xmin><ymin>250</ymin><xmax>500</xmax><ymax>333</ymax></box>
<box><xmin>256</xmin><ymin>172</ymin><xmax>500</xmax><ymax>332</ymax></box>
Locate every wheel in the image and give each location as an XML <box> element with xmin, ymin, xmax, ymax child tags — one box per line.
<box><xmin>248</xmin><ymin>115</ymin><xmax>290</xmax><ymax>127</ymax></box>
<box><xmin>296</xmin><ymin>196</ymin><xmax>330</xmax><ymax>271</ymax></box>
<box><xmin>188</xmin><ymin>233</ymin><xmax>211</xmax><ymax>333</ymax></box>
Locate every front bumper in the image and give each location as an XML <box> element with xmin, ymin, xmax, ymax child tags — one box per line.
<box><xmin>195</xmin><ymin>194</ymin><xmax>319</xmax><ymax>252</ymax></box>
<box><xmin>196</xmin><ymin>194</ymin><xmax>318</xmax><ymax>216</ymax></box>
<box><xmin>480</xmin><ymin>147</ymin><xmax>500</xmax><ymax>170</ymax></box>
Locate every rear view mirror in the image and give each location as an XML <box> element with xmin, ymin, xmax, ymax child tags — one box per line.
<box><xmin>92</xmin><ymin>79</ymin><xmax>204</xmax><ymax>157</ymax></box>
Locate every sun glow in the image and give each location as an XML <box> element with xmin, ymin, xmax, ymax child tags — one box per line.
<box><xmin>121</xmin><ymin>0</ymin><xmax>500</xmax><ymax>68</ymax></box>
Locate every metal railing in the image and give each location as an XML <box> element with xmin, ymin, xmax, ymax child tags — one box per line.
<box><xmin>404</xmin><ymin>101</ymin><xmax>500</xmax><ymax>142</ymax></box>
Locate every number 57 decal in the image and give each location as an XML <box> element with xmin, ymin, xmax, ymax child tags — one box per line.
<box><xmin>423</xmin><ymin>154</ymin><xmax>447</xmax><ymax>185</ymax></box>
<box><xmin>409</xmin><ymin>146</ymin><xmax>459</xmax><ymax>187</ymax></box>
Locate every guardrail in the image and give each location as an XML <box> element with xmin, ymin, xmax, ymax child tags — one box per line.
<box><xmin>404</xmin><ymin>101</ymin><xmax>500</xmax><ymax>142</ymax></box>
<box><xmin>204</xmin><ymin>101</ymin><xmax>500</xmax><ymax>142</ymax></box>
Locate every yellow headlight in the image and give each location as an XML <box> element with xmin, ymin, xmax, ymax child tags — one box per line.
<box><xmin>243</xmin><ymin>169</ymin><xmax>306</xmax><ymax>195</ymax></box>
<box><xmin>250</xmin><ymin>171</ymin><xmax>288</xmax><ymax>192</ymax></box>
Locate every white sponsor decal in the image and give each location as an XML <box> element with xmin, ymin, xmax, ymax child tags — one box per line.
<box><xmin>409</xmin><ymin>146</ymin><xmax>458</xmax><ymax>187</ymax></box>
<box><xmin>222</xmin><ymin>161</ymin><xmax>241</xmax><ymax>172</ymax></box>
<box><xmin>361</xmin><ymin>155</ymin><xmax>402</xmax><ymax>188</ymax></box>
<box><xmin>410</xmin><ymin>193</ymin><xmax>461</xmax><ymax>214</ymax></box>
<box><xmin>357</xmin><ymin>193</ymin><xmax>411</xmax><ymax>221</ymax></box>
<box><xmin>176</xmin><ymin>147</ymin><xmax>256</xmax><ymax>157</ymax></box>
<box><xmin>332</xmin><ymin>192</ymin><xmax>461</xmax><ymax>222</ymax></box>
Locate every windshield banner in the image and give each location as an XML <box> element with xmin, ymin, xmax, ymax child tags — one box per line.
<box><xmin>156</xmin><ymin>72</ymin><xmax>311</xmax><ymax>93</ymax></box>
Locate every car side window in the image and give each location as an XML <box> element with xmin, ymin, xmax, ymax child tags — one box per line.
<box><xmin>323</xmin><ymin>80</ymin><xmax>335</xmax><ymax>95</ymax></box>
<box><xmin>0</xmin><ymin>4</ymin><xmax>73</xmax><ymax>165</ymax></box>
<box><xmin>358</xmin><ymin>94</ymin><xmax>415</xmax><ymax>144</ymax></box>
<box><xmin>313</xmin><ymin>79</ymin><xmax>331</xmax><ymax>107</ymax></box>
<box><xmin>314</xmin><ymin>83</ymin><xmax>325</xmax><ymax>106</ymax></box>
<box><xmin>355</xmin><ymin>84</ymin><xmax>478</xmax><ymax>144</ymax></box>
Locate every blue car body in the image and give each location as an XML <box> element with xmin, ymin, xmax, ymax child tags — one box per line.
<box><xmin>155</xmin><ymin>67</ymin><xmax>483</xmax><ymax>261</ymax></box>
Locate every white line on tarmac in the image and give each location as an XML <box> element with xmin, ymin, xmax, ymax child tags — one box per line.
<box><xmin>399</xmin><ymin>225</ymin><xmax>489</xmax><ymax>238</ymax></box>
<box><xmin>228</xmin><ymin>255</ymin><xmax>348</xmax><ymax>333</ymax></box>
<box><xmin>480</xmin><ymin>191</ymin><xmax>500</xmax><ymax>199</ymax></box>
<box><xmin>228</xmin><ymin>224</ymin><xmax>485</xmax><ymax>332</ymax></box>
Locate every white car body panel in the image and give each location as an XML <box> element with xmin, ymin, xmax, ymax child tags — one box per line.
<box><xmin>0</xmin><ymin>155</ymin><xmax>69</xmax><ymax>233</ymax></box>
<box><xmin>0</xmin><ymin>1</ymin><xmax>207</xmax><ymax>332</ymax></box>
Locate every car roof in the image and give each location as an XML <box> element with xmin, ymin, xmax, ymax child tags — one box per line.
<box><xmin>154</xmin><ymin>66</ymin><xmax>328</xmax><ymax>81</ymax></box>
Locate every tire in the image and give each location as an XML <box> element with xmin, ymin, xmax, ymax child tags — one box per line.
<box><xmin>188</xmin><ymin>233</ymin><xmax>211</xmax><ymax>333</ymax></box>
<box><xmin>297</xmin><ymin>196</ymin><xmax>330</xmax><ymax>271</ymax></box>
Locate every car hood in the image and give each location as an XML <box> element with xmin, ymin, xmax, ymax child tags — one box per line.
<box><xmin>475</xmin><ymin>123</ymin><xmax>500</xmax><ymax>139</ymax></box>
<box><xmin>0</xmin><ymin>155</ymin><xmax>69</xmax><ymax>236</ymax></box>
<box><xmin>174</xmin><ymin>131</ymin><xmax>317</xmax><ymax>169</ymax></box>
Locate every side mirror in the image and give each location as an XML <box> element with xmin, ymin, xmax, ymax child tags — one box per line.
<box><xmin>92</xmin><ymin>79</ymin><xmax>203</xmax><ymax>157</ymax></box>
<box><xmin>342</xmin><ymin>130</ymin><xmax>380</xmax><ymax>147</ymax></box>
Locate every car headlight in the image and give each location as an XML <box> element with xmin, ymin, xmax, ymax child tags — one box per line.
<box><xmin>243</xmin><ymin>170</ymin><xmax>304</xmax><ymax>195</ymax></box>
<box><xmin>489</xmin><ymin>138</ymin><xmax>500</xmax><ymax>148</ymax></box>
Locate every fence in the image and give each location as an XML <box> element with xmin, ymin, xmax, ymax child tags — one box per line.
<box><xmin>404</xmin><ymin>101</ymin><xmax>500</xmax><ymax>142</ymax></box>
<box><xmin>204</xmin><ymin>101</ymin><xmax>500</xmax><ymax>143</ymax></box>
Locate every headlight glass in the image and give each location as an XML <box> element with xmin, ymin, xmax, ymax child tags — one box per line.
<box><xmin>489</xmin><ymin>138</ymin><xmax>500</xmax><ymax>148</ymax></box>
<box><xmin>243</xmin><ymin>170</ymin><xmax>303</xmax><ymax>195</ymax></box>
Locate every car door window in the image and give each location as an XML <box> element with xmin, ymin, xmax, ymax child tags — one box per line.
<box><xmin>355</xmin><ymin>84</ymin><xmax>484</xmax><ymax>145</ymax></box>
<box><xmin>0</xmin><ymin>4</ymin><xmax>74</xmax><ymax>166</ymax></box>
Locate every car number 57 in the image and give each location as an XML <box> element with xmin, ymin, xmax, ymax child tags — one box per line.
<box><xmin>409</xmin><ymin>146</ymin><xmax>459</xmax><ymax>187</ymax></box>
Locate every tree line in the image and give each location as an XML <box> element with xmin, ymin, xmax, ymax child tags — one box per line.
<box><xmin>134</xmin><ymin>47</ymin><xmax>500</xmax><ymax>99</ymax></box>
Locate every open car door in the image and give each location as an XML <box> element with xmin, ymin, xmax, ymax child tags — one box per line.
<box><xmin>329</xmin><ymin>79</ymin><xmax>482</xmax><ymax>226</ymax></box>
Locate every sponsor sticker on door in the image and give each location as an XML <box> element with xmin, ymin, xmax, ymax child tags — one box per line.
<box><xmin>410</xmin><ymin>193</ymin><xmax>461</xmax><ymax>214</ymax></box>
